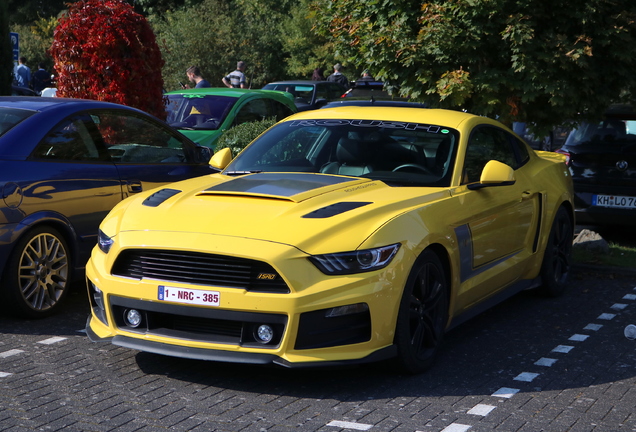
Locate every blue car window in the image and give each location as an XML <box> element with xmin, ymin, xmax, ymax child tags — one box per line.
<box><xmin>92</xmin><ymin>112</ymin><xmax>189</xmax><ymax>164</ymax></box>
<box><xmin>32</xmin><ymin>116</ymin><xmax>102</xmax><ymax>161</ymax></box>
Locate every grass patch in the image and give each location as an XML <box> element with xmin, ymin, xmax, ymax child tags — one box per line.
<box><xmin>573</xmin><ymin>242</ymin><xmax>636</xmax><ymax>268</ymax></box>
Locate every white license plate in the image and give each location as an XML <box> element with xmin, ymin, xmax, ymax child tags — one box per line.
<box><xmin>158</xmin><ymin>285</ymin><xmax>220</xmax><ymax>306</ymax></box>
<box><xmin>593</xmin><ymin>194</ymin><xmax>636</xmax><ymax>209</ymax></box>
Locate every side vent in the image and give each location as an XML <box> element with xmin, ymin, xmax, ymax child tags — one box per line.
<box><xmin>143</xmin><ymin>188</ymin><xmax>181</xmax><ymax>207</ymax></box>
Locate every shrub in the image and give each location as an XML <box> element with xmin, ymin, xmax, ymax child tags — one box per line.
<box><xmin>49</xmin><ymin>0</ymin><xmax>165</xmax><ymax>119</ymax></box>
<box><xmin>214</xmin><ymin>118</ymin><xmax>277</xmax><ymax>157</ymax></box>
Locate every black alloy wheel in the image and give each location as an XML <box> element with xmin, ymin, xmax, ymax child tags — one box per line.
<box><xmin>538</xmin><ymin>206</ymin><xmax>573</xmax><ymax>297</ymax></box>
<box><xmin>395</xmin><ymin>250</ymin><xmax>449</xmax><ymax>374</ymax></box>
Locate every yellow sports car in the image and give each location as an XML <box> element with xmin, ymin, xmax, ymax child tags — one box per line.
<box><xmin>86</xmin><ymin>107</ymin><xmax>574</xmax><ymax>373</ymax></box>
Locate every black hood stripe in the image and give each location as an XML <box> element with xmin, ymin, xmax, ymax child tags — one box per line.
<box><xmin>204</xmin><ymin>173</ymin><xmax>359</xmax><ymax>198</ymax></box>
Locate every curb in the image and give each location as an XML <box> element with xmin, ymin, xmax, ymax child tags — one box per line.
<box><xmin>573</xmin><ymin>263</ymin><xmax>636</xmax><ymax>276</ymax></box>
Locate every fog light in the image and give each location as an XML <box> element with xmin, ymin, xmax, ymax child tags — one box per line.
<box><xmin>125</xmin><ymin>309</ymin><xmax>142</xmax><ymax>328</ymax></box>
<box><xmin>255</xmin><ymin>324</ymin><xmax>274</xmax><ymax>343</ymax></box>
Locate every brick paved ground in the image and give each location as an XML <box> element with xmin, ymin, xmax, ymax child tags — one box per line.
<box><xmin>0</xmin><ymin>267</ymin><xmax>635</xmax><ymax>432</ymax></box>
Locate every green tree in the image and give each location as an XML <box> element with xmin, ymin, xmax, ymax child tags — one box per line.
<box><xmin>152</xmin><ymin>0</ymin><xmax>295</xmax><ymax>90</ymax></box>
<box><xmin>314</xmin><ymin>0</ymin><xmax>636</xmax><ymax>133</ymax></box>
<box><xmin>10</xmin><ymin>16</ymin><xmax>58</xmax><ymax>73</ymax></box>
<box><xmin>50</xmin><ymin>0</ymin><xmax>165</xmax><ymax>118</ymax></box>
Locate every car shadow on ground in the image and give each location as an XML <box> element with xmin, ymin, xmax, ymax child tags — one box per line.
<box><xmin>133</xmin><ymin>270</ymin><xmax>636</xmax><ymax>400</ymax></box>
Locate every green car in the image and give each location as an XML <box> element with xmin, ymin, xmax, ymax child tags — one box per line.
<box><xmin>165</xmin><ymin>88</ymin><xmax>297</xmax><ymax>148</ymax></box>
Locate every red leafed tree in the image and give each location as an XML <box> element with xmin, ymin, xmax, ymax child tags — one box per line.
<box><xmin>49</xmin><ymin>0</ymin><xmax>166</xmax><ymax>119</ymax></box>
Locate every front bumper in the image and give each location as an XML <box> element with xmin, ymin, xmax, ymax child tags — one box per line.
<box><xmin>85</xmin><ymin>231</ymin><xmax>409</xmax><ymax>367</ymax></box>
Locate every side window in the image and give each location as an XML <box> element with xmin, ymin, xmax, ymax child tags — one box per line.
<box><xmin>509</xmin><ymin>133</ymin><xmax>530</xmax><ymax>166</ymax></box>
<box><xmin>32</xmin><ymin>115</ymin><xmax>104</xmax><ymax>161</ymax></box>
<box><xmin>268</xmin><ymin>100</ymin><xmax>295</xmax><ymax>121</ymax></box>
<box><xmin>233</xmin><ymin>99</ymin><xmax>268</xmax><ymax>125</ymax></box>
<box><xmin>315</xmin><ymin>85</ymin><xmax>329</xmax><ymax>101</ymax></box>
<box><xmin>463</xmin><ymin>126</ymin><xmax>518</xmax><ymax>184</ymax></box>
<box><xmin>92</xmin><ymin>111</ymin><xmax>188</xmax><ymax>164</ymax></box>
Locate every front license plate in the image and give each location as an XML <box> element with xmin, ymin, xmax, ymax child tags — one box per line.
<box><xmin>158</xmin><ymin>285</ymin><xmax>220</xmax><ymax>306</ymax></box>
<box><xmin>592</xmin><ymin>194</ymin><xmax>636</xmax><ymax>209</ymax></box>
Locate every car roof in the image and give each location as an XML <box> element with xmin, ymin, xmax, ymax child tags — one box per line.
<box><xmin>264</xmin><ymin>81</ymin><xmax>323</xmax><ymax>86</ymax></box>
<box><xmin>285</xmin><ymin>106</ymin><xmax>483</xmax><ymax>129</ymax></box>
<box><xmin>166</xmin><ymin>88</ymin><xmax>277</xmax><ymax>97</ymax></box>
<box><xmin>0</xmin><ymin>96</ymin><xmax>146</xmax><ymax>113</ymax></box>
<box><xmin>165</xmin><ymin>87</ymin><xmax>296</xmax><ymax>107</ymax></box>
<box><xmin>323</xmin><ymin>100</ymin><xmax>428</xmax><ymax>109</ymax></box>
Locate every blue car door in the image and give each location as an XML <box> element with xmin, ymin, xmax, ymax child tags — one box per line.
<box><xmin>88</xmin><ymin>110</ymin><xmax>212</xmax><ymax>198</ymax></box>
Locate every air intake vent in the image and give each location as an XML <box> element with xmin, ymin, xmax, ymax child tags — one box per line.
<box><xmin>111</xmin><ymin>249</ymin><xmax>290</xmax><ymax>293</ymax></box>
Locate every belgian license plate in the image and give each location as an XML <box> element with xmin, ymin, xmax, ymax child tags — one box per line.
<box><xmin>593</xmin><ymin>194</ymin><xmax>636</xmax><ymax>209</ymax></box>
<box><xmin>158</xmin><ymin>285</ymin><xmax>220</xmax><ymax>306</ymax></box>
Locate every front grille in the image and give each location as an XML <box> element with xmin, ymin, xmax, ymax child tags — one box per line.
<box><xmin>112</xmin><ymin>249</ymin><xmax>290</xmax><ymax>293</ymax></box>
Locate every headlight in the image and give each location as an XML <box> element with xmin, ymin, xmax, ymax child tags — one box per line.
<box><xmin>98</xmin><ymin>229</ymin><xmax>114</xmax><ymax>254</ymax></box>
<box><xmin>309</xmin><ymin>243</ymin><xmax>400</xmax><ymax>275</ymax></box>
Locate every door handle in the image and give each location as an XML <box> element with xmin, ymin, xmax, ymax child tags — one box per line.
<box><xmin>127</xmin><ymin>181</ymin><xmax>143</xmax><ymax>193</ymax></box>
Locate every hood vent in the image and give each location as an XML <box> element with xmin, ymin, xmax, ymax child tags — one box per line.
<box><xmin>143</xmin><ymin>188</ymin><xmax>181</xmax><ymax>207</ymax></box>
<box><xmin>303</xmin><ymin>202</ymin><xmax>373</xmax><ymax>218</ymax></box>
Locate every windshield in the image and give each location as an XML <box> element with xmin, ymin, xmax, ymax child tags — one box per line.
<box><xmin>165</xmin><ymin>95</ymin><xmax>237</xmax><ymax>131</ymax></box>
<box><xmin>0</xmin><ymin>107</ymin><xmax>36</xmax><ymax>137</ymax></box>
<box><xmin>224</xmin><ymin>119</ymin><xmax>459</xmax><ymax>187</ymax></box>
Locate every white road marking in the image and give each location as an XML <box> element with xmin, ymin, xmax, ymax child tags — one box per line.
<box><xmin>441</xmin><ymin>424</ymin><xmax>471</xmax><ymax>432</ymax></box>
<box><xmin>0</xmin><ymin>349</ymin><xmax>24</xmax><ymax>358</ymax></box>
<box><xmin>535</xmin><ymin>358</ymin><xmax>557</xmax><ymax>367</ymax></box>
<box><xmin>569</xmin><ymin>334</ymin><xmax>589</xmax><ymax>342</ymax></box>
<box><xmin>467</xmin><ymin>404</ymin><xmax>496</xmax><ymax>416</ymax></box>
<box><xmin>37</xmin><ymin>337</ymin><xmax>67</xmax><ymax>345</ymax></box>
<box><xmin>492</xmin><ymin>387</ymin><xmax>519</xmax><ymax>398</ymax></box>
<box><xmin>552</xmin><ymin>345</ymin><xmax>574</xmax><ymax>353</ymax></box>
<box><xmin>611</xmin><ymin>303</ymin><xmax>628</xmax><ymax>310</ymax></box>
<box><xmin>623</xmin><ymin>294</ymin><xmax>636</xmax><ymax>301</ymax></box>
<box><xmin>514</xmin><ymin>372</ymin><xmax>539</xmax><ymax>382</ymax></box>
<box><xmin>584</xmin><ymin>323</ymin><xmax>603</xmax><ymax>331</ymax></box>
<box><xmin>326</xmin><ymin>420</ymin><xmax>373</xmax><ymax>430</ymax></box>
<box><xmin>598</xmin><ymin>313</ymin><xmax>616</xmax><ymax>320</ymax></box>
<box><xmin>0</xmin><ymin>372</ymin><xmax>12</xmax><ymax>378</ymax></box>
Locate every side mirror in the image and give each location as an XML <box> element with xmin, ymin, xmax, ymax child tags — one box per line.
<box><xmin>467</xmin><ymin>160</ymin><xmax>515</xmax><ymax>190</ymax></box>
<box><xmin>210</xmin><ymin>147</ymin><xmax>232</xmax><ymax>170</ymax></box>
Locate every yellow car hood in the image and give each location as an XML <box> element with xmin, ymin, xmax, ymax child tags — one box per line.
<box><xmin>116</xmin><ymin>172</ymin><xmax>448</xmax><ymax>253</ymax></box>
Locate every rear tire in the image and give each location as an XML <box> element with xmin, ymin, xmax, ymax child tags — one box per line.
<box><xmin>538</xmin><ymin>206</ymin><xmax>573</xmax><ymax>297</ymax></box>
<box><xmin>395</xmin><ymin>250</ymin><xmax>449</xmax><ymax>374</ymax></box>
<box><xmin>1</xmin><ymin>226</ymin><xmax>72</xmax><ymax>318</ymax></box>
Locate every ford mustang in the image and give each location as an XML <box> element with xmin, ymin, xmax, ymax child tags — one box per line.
<box><xmin>86</xmin><ymin>107</ymin><xmax>574</xmax><ymax>373</ymax></box>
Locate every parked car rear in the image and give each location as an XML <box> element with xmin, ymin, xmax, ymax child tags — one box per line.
<box><xmin>556</xmin><ymin>104</ymin><xmax>636</xmax><ymax>226</ymax></box>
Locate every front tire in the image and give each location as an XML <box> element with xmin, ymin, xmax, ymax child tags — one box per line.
<box><xmin>538</xmin><ymin>206</ymin><xmax>573</xmax><ymax>297</ymax></box>
<box><xmin>395</xmin><ymin>250</ymin><xmax>449</xmax><ymax>374</ymax></box>
<box><xmin>1</xmin><ymin>226</ymin><xmax>72</xmax><ymax>318</ymax></box>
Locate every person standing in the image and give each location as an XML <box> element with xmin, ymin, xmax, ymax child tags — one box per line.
<box><xmin>15</xmin><ymin>57</ymin><xmax>31</xmax><ymax>88</ymax></box>
<box><xmin>184</xmin><ymin>66</ymin><xmax>210</xmax><ymax>88</ymax></box>
<box><xmin>326</xmin><ymin>63</ymin><xmax>349</xmax><ymax>89</ymax></box>
<box><xmin>359</xmin><ymin>69</ymin><xmax>375</xmax><ymax>81</ymax></box>
<box><xmin>31</xmin><ymin>63</ymin><xmax>52</xmax><ymax>94</ymax></box>
<box><xmin>222</xmin><ymin>61</ymin><xmax>247</xmax><ymax>88</ymax></box>
<box><xmin>311</xmin><ymin>68</ymin><xmax>325</xmax><ymax>81</ymax></box>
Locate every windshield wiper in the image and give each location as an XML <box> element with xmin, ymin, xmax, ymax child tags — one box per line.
<box><xmin>224</xmin><ymin>170</ymin><xmax>263</xmax><ymax>176</ymax></box>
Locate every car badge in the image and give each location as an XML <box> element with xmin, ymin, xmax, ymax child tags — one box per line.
<box><xmin>616</xmin><ymin>160</ymin><xmax>629</xmax><ymax>171</ymax></box>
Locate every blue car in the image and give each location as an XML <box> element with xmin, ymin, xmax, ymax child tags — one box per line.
<box><xmin>0</xmin><ymin>97</ymin><xmax>214</xmax><ymax>318</ymax></box>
